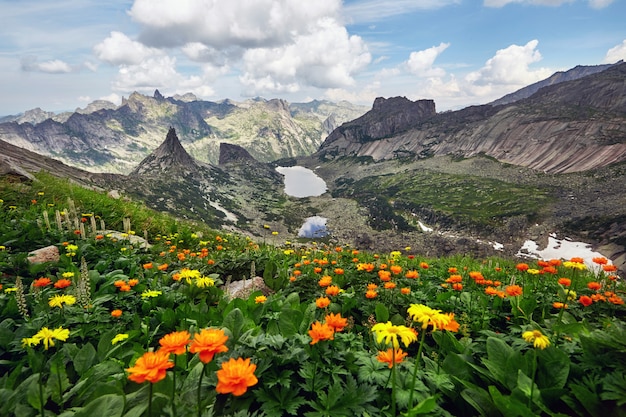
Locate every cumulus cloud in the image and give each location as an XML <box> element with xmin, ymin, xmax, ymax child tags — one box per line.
<box><xmin>240</xmin><ymin>18</ymin><xmax>371</xmax><ymax>95</ymax></box>
<box><xmin>465</xmin><ymin>40</ymin><xmax>552</xmax><ymax>86</ymax></box>
<box><xmin>405</xmin><ymin>43</ymin><xmax>450</xmax><ymax>77</ymax></box>
<box><xmin>604</xmin><ymin>39</ymin><xmax>626</xmax><ymax>63</ymax></box>
<box><xmin>94</xmin><ymin>31</ymin><xmax>161</xmax><ymax>65</ymax></box>
<box><xmin>21</xmin><ymin>56</ymin><xmax>73</xmax><ymax>73</ymax></box>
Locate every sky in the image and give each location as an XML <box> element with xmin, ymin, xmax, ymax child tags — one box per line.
<box><xmin>1</xmin><ymin>0</ymin><xmax>625</xmax><ymax>116</ymax></box>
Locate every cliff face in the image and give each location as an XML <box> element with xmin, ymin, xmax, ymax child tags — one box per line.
<box><xmin>318</xmin><ymin>63</ymin><xmax>626</xmax><ymax>173</ymax></box>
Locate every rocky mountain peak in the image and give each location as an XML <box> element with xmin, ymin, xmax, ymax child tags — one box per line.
<box><xmin>131</xmin><ymin>127</ymin><xmax>199</xmax><ymax>176</ymax></box>
<box><xmin>218</xmin><ymin>142</ymin><xmax>258</xmax><ymax>165</ymax></box>
<box><xmin>154</xmin><ymin>89</ymin><xmax>165</xmax><ymax>100</ymax></box>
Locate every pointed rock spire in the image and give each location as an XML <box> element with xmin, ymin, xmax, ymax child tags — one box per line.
<box><xmin>131</xmin><ymin>127</ymin><xmax>198</xmax><ymax>175</ymax></box>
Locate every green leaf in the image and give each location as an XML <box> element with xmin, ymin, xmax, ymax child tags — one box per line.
<box><xmin>601</xmin><ymin>371</ymin><xmax>626</xmax><ymax>406</ymax></box>
<box><xmin>403</xmin><ymin>395</ymin><xmax>438</xmax><ymax>416</ymax></box>
<box><xmin>375</xmin><ymin>303</ymin><xmax>389</xmax><ymax>323</ymax></box>
<box><xmin>223</xmin><ymin>307</ymin><xmax>245</xmax><ymax>342</ymax></box>
<box><xmin>278</xmin><ymin>308</ymin><xmax>302</xmax><ymax>337</ymax></box>
<box><xmin>74</xmin><ymin>393</ymin><xmax>124</xmax><ymax>417</ymax></box>
<box><xmin>488</xmin><ymin>385</ymin><xmax>536</xmax><ymax>417</ymax></box>
<box><xmin>73</xmin><ymin>342</ymin><xmax>97</xmax><ymax>377</ymax></box>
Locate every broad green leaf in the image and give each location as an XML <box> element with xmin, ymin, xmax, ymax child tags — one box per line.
<box><xmin>375</xmin><ymin>303</ymin><xmax>389</xmax><ymax>323</ymax></box>
<box><xmin>223</xmin><ymin>307</ymin><xmax>244</xmax><ymax>342</ymax></box>
<box><xmin>404</xmin><ymin>395</ymin><xmax>438</xmax><ymax>416</ymax></box>
<box><xmin>74</xmin><ymin>394</ymin><xmax>124</xmax><ymax>417</ymax></box>
<box><xmin>73</xmin><ymin>342</ymin><xmax>96</xmax><ymax>376</ymax></box>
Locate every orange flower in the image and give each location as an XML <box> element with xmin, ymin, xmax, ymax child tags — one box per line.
<box><xmin>143</xmin><ymin>263</ymin><xmax>153</xmax><ymax>270</ymax></box>
<box><xmin>516</xmin><ymin>263</ymin><xmax>529</xmax><ymax>272</ymax></box>
<box><xmin>325</xmin><ymin>285</ymin><xmax>340</xmax><ymax>296</ymax></box>
<box><xmin>469</xmin><ymin>271</ymin><xmax>484</xmax><ymax>281</ymax></box>
<box><xmin>367</xmin><ymin>283</ymin><xmax>378</xmax><ymax>290</ymax></box>
<box><xmin>159</xmin><ymin>330</ymin><xmax>191</xmax><ymax>355</ymax></box>
<box><xmin>441</xmin><ymin>313</ymin><xmax>460</xmax><ymax>332</ymax></box>
<box><xmin>189</xmin><ymin>328</ymin><xmax>229</xmax><ymax>363</ymax></box>
<box><xmin>384</xmin><ymin>282</ymin><xmax>397</xmax><ymax>289</ymax></box>
<box><xmin>334</xmin><ymin>268</ymin><xmax>344</xmax><ymax>275</ymax></box>
<box><xmin>579</xmin><ymin>295</ymin><xmax>593</xmax><ymax>307</ymax></box>
<box><xmin>318</xmin><ymin>276</ymin><xmax>333</xmax><ymax>287</ymax></box>
<box><xmin>216</xmin><ymin>357</ymin><xmax>258</xmax><ymax>396</ymax></box>
<box><xmin>448</xmin><ymin>267</ymin><xmax>458</xmax><ymax>274</ymax></box>
<box><xmin>111</xmin><ymin>309</ymin><xmax>123</xmax><ymax>318</ymax></box>
<box><xmin>602</xmin><ymin>264</ymin><xmax>618</xmax><ymax>272</ymax></box>
<box><xmin>419</xmin><ymin>262</ymin><xmax>429</xmax><ymax>269</ymax></box>
<box><xmin>405</xmin><ymin>270</ymin><xmax>419</xmax><ymax>279</ymax></box>
<box><xmin>401</xmin><ymin>287</ymin><xmax>411</xmax><ymax>295</ymax></box>
<box><xmin>255</xmin><ymin>295</ymin><xmax>267</xmax><ymax>304</ymax></box>
<box><xmin>293</xmin><ymin>270</ymin><xmax>302</xmax><ymax>276</ymax></box>
<box><xmin>446</xmin><ymin>275</ymin><xmax>463</xmax><ymax>283</ymax></box>
<box><xmin>33</xmin><ymin>277</ymin><xmax>52</xmax><ymax>288</ymax></box>
<box><xmin>452</xmin><ymin>283</ymin><xmax>463</xmax><ymax>291</ymax></box>
<box><xmin>365</xmin><ymin>290</ymin><xmax>378</xmax><ymax>299</ymax></box>
<box><xmin>54</xmin><ymin>279</ymin><xmax>72</xmax><ymax>289</ymax></box>
<box><xmin>548</xmin><ymin>259</ymin><xmax>562</xmax><ymax>266</ymax></box>
<box><xmin>592</xmin><ymin>257</ymin><xmax>608</xmax><ymax>265</ymax></box>
<box><xmin>126</xmin><ymin>350</ymin><xmax>174</xmax><ymax>383</ymax></box>
<box><xmin>120</xmin><ymin>284</ymin><xmax>131</xmax><ymax>292</ymax></box>
<box><xmin>608</xmin><ymin>294</ymin><xmax>624</xmax><ymax>305</ymax></box>
<box><xmin>378</xmin><ymin>270</ymin><xmax>392</xmax><ymax>281</ymax></box>
<box><xmin>542</xmin><ymin>266</ymin><xmax>557</xmax><ymax>274</ymax></box>
<box><xmin>308</xmin><ymin>321</ymin><xmax>334</xmax><ymax>344</ymax></box>
<box><xmin>376</xmin><ymin>348</ymin><xmax>408</xmax><ymax>368</ymax></box>
<box><xmin>390</xmin><ymin>265</ymin><xmax>402</xmax><ymax>275</ymax></box>
<box><xmin>158</xmin><ymin>264</ymin><xmax>169</xmax><ymax>271</ymax></box>
<box><xmin>570</xmin><ymin>257</ymin><xmax>585</xmax><ymax>264</ymax></box>
<box><xmin>128</xmin><ymin>279</ymin><xmax>139</xmax><ymax>287</ymax></box>
<box><xmin>313</xmin><ymin>267</ymin><xmax>323</xmax><ymax>274</ymax></box>
<box><xmin>557</xmin><ymin>278</ymin><xmax>571</xmax><ymax>287</ymax></box>
<box><xmin>358</xmin><ymin>263</ymin><xmax>375</xmax><ymax>272</ymax></box>
<box><xmin>485</xmin><ymin>286</ymin><xmax>498</xmax><ymax>296</ymax></box>
<box><xmin>587</xmin><ymin>282</ymin><xmax>602</xmax><ymax>291</ymax></box>
<box><xmin>315</xmin><ymin>297</ymin><xmax>331</xmax><ymax>308</ymax></box>
<box><xmin>552</xmin><ymin>302</ymin><xmax>567</xmax><ymax>309</ymax></box>
<box><xmin>325</xmin><ymin>313</ymin><xmax>348</xmax><ymax>332</ymax></box>
<box><xmin>505</xmin><ymin>285</ymin><xmax>523</xmax><ymax>297</ymax></box>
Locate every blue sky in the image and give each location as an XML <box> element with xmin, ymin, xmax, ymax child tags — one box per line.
<box><xmin>1</xmin><ymin>0</ymin><xmax>625</xmax><ymax>116</ymax></box>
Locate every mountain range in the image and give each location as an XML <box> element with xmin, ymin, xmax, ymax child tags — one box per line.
<box><xmin>1</xmin><ymin>62</ymin><xmax>626</xmax><ymax>274</ymax></box>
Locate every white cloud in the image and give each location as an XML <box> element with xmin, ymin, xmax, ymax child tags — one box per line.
<box><xmin>465</xmin><ymin>40</ymin><xmax>552</xmax><ymax>86</ymax></box>
<box><xmin>604</xmin><ymin>39</ymin><xmax>626</xmax><ymax>63</ymax></box>
<box><xmin>343</xmin><ymin>0</ymin><xmax>461</xmax><ymax>23</ymax></box>
<box><xmin>21</xmin><ymin>57</ymin><xmax>73</xmax><ymax>73</ymax></box>
<box><xmin>94</xmin><ymin>31</ymin><xmax>161</xmax><ymax>65</ymax></box>
<box><xmin>588</xmin><ymin>0</ymin><xmax>614</xmax><ymax>8</ymax></box>
<box><xmin>484</xmin><ymin>0</ymin><xmax>613</xmax><ymax>7</ymax></box>
<box><xmin>240</xmin><ymin>18</ymin><xmax>371</xmax><ymax>95</ymax></box>
<box><xmin>405</xmin><ymin>43</ymin><xmax>450</xmax><ymax>77</ymax></box>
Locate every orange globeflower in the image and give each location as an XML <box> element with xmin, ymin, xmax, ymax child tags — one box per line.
<box><xmin>157</xmin><ymin>263</ymin><xmax>169</xmax><ymax>271</ymax></box>
<box><xmin>401</xmin><ymin>287</ymin><xmax>411</xmax><ymax>295</ymax></box>
<box><xmin>515</xmin><ymin>263</ymin><xmax>529</xmax><ymax>272</ymax></box>
<box><xmin>365</xmin><ymin>290</ymin><xmax>378</xmax><ymax>299</ymax></box>
<box><xmin>570</xmin><ymin>257</ymin><xmax>585</xmax><ymax>264</ymax></box>
<box><xmin>111</xmin><ymin>309</ymin><xmax>123</xmax><ymax>318</ymax></box>
<box><xmin>315</xmin><ymin>297</ymin><xmax>331</xmax><ymax>308</ymax></box>
<box><xmin>557</xmin><ymin>278</ymin><xmax>571</xmax><ymax>287</ymax></box>
<box><xmin>587</xmin><ymin>282</ymin><xmax>602</xmax><ymax>291</ymax></box>
<box><xmin>367</xmin><ymin>283</ymin><xmax>378</xmax><ymax>290</ymax></box>
<box><xmin>318</xmin><ymin>275</ymin><xmax>333</xmax><ymax>287</ymax></box>
<box><xmin>592</xmin><ymin>257</ymin><xmax>608</xmax><ymax>265</ymax></box>
<box><xmin>579</xmin><ymin>295</ymin><xmax>593</xmax><ymax>307</ymax></box>
<box><xmin>325</xmin><ymin>312</ymin><xmax>348</xmax><ymax>332</ymax></box>
<box><xmin>452</xmin><ymin>283</ymin><xmax>463</xmax><ymax>291</ymax></box>
<box><xmin>602</xmin><ymin>264</ymin><xmax>618</xmax><ymax>272</ymax></box>
<box><xmin>390</xmin><ymin>265</ymin><xmax>403</xmax><ymax>275</ymax></box>
<box><xmin>128</xmin><ymin>279</ymin><xmax>139</xmax><ymax>287</ymax></box>
<box><xmin>334</xmin><ymin>268</ymin><xmax>344</xmax><ymax>275</ymax></box>
<box><xmin>384</xmin><ymin>282</ymin><xmax>397</xmax><ymax>290</ymax></box>
<box><xmin>552</xmin><ymin>302</ymin><xmax>568</xmax><ymax>309</ymax></box>
<box><xmin>159</xmin><ymin>330</ymin><xmax>191</xmax><ymax>355</ymax></box>
<box><xmin>358</xmin><ymin>263</ymin><xmax>376</xmax><ymax>272</ymax></box>
<box><xmin>505</xmin><ymin>285</ymin><xmax>523</xmax><ymax>297</ymax></box>
<box><xmin>54</xmin><ymin>279</ymin><xmax>72</xmax><ymax>289</ymax></box>
<box><xmin>313</xmin><ymin>267</ymin><xmax>323</xmax><ymax>274</ymax></box>
<box><xmin>376</xmin><ymin>348</ymin><xmax>408</xmax><ymax>368</ymax></box>
<box><xmin>446</xmin><ymin>275</ymin><xmax>463</xmax><ymax>283</ymax></box>
<box><xmin>378</xmin><ymin>270</ymin><xmax>392</xmax><ymax>281</ymax></box>
<box><xmin>216</xmin><ymin>357</ymin><xmax>258</xmax><ymax>396</ymax></box>
<box><xmin>308</xmin><ymin>321</ymin><xmax>334</xmax><ymax>344</ymax></box>
<box><xmin>33</xmin><ymin>277</ymin><xmax>52</xmax><ymax>288</ymax></box>
<box><xmin>448</xmin><ymin>267</ymin><xmax>458</xmax><ymax>274</ymax></box>
<box><xmin>120</xmin><ymin>284</ymin><xmax>131</xmax><ymax>292</ymax></box>
<box><xmin>189</xmin><ymin>328</ymin><xmax>229</xmax><ymax>363</ymax></box>
<box><xmin>419</xmin><ymin>262</ymin><xmax>429</xmax><ymax>269</ymax></box>
<box><xmin>126</xmin><ymin>350</ymin><xmax>174</xmax><ymax>383</ymax></box>
<box><xmin>143</xmin><ymin>263</ymin><xmax>153</xmax><ymax>270</ymax></box>
<box><xmin>405</xmin><ymin>270</ymin><xmax>419</xmax><ymax>279</ymax></box>
<box><xmin>325</xmin><ymin>285</ymin><xmax>340</xmax><ymax>296</ymax></box>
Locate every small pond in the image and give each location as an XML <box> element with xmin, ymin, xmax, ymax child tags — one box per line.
<box><xmin>275</xmin><ymin>166</ymin><xmax>327</xmax><ymax>198</ymax></box>
<box><xmin>298</xmin><ymin>216</ymin><xmax>329</xmax><ymax>238</ymax></box>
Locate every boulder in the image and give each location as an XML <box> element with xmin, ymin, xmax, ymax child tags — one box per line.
<box><xmin>27</xmin><ymin>245</ymin><xmax>60</xmax><ymax>264</ymax></box>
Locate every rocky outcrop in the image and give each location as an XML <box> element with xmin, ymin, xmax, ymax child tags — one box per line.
<box><xmin>218</xmin><ymin>142</ymin><xmax>257</xmax><ymax>165</ymax></box>
<box><xmin>132</xmin><ymin>127</ymin><xmax>199</xmax><ymax>176</ymax></box>
<box><xmin>318</xmin><ymin>63</ymin><xmax>626</xmax><ymax>173</ymax></box>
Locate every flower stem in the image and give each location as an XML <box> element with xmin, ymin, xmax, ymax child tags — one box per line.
<box><xmin>528</xmin><ymin>349</ymin><xmax>537</xmax><ymax>410</ymax></box>
<box><xmin>39</xmin><ymin>372</ymin><xmax>45</xmax><ymax>417</ymax></box>
<box><xmin>172</xmin><ymin>355</ymin><xmax>177</xmax><ymax>417</ymax></box>
<box><xmin>408</xmin><ymin>330</ymin><xmax>427</xmax><ymax>410</ymax></box>
<box><xmin>197</xmin><ymin>363</ymin><xmax>206</xmax><ymax>417</ymax></box>
<box><xmin>391</xmin><ymin>348</ymin><xmax>396</xmax><ymax>417</ymax></box>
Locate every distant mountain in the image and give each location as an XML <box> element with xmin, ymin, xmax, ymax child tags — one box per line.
<box><xmin>0</xmin><ymin>92</ymin><xmax>368</xmax><ymax>174</ymax></box>
<box><xmin>318</xmin><ymin>62</ymin><xmax>626</xmax><ymax>173</ymax></box>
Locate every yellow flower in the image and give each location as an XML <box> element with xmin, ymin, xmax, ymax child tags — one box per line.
<box><xmin>407</xmin><ymin>304</ymin><xmax>441</xmax><ymax>329</ymax></box>
<box><xmin>62</xmin><ymin>272</ymin><xmax>75</xmax><ymax>278</ymax></box>
<box><xmin>563</xmin><ymin>261</ymin><xmax>587</xmax><ymax>270</ymax></box>
<box><xmin>33</xmin><ymin>327</ymin><xmax>70</xmax><ymax>350</ymax></box>
<box><xmin>196</xmin><ymin>276</ymin><xmax>215</xmax><ymax>288</ymax></box>
<box><xmin>522</xmin><ymin>330</ymin><xmax>550</xmax><ymax>350</ymax></box>
<box><xmin>371</xmin><ymin>321</ymin><xmax>417</xmax><ymax>348</ymax></box>
<box><xmin>527</xmin><ymin>268</ymin><xmax>541</xmax><ymax>275</ymax></box>
<box><xmin>22</xmin><ymin>337</ymin><xmax>40</xmax><ymax>347</ymax></box>
<box><xmin>255</xmin><ymin>295</ymin><xmax>267</xmax><ymax>304</ymax></box>
<box><xmin>141</xmin><ymin>290</ymin><xmax>162</xmax><ymax>298</ymax></box>
<box><xmin>4</xmin><ymin>287</ymin><xmax>17</xmax><ymax>293</ymax></box>
<box><xmin>49</xmin><ymin>294</ymin><xmax>77</xmax><ymax>308</ymax></box>
<box><xmin>566</xmin><ymin>290</ymin><xmax>577</xmax><ymax>301</ymax></box>
<box><xmin>112</xmin><ymin>333</ymin><xmax>129</xmax><ymax>345</ymax></box>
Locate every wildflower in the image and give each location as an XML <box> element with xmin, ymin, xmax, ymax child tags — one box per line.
<box><xmin>365</xmin><ymin>290</ymin><xmax>378</xmax><ymax>299</ymax></box>
<box><xmin>552</xmin><ymin>302</ymin><xmax>568</xmax><ymax>309</ymax></box>
<box><xmin>522</xmin><ymin>330</ymin><xmax>550</xmax><ymax>350</ymax></box>
<box><xmin>357</xmin><ymin>263</ymin><xmax>375</xmax><ymax>272</ymax></box>
<box><xmin>542</xmin><ymin>266</ymin><xmax>557</xmax><ymax>274</ymax></box>
<box><xmin>378</xmin><ymin>270</ymin><xmax>392</xmax><ymax>281</ymax></box>
<box><xmin>608</xmin><ymin>294</ymin><xmax>624</xmax><ymax>305</ymax></box>
<box><xmin>318</xmin><ymin>275</ymin><xmax>332</xmax><ymax>287</ymax></box>
<box><xmin>143</xmin><ymin>263</ymin><xmax>153</xmax><ymax>270</ymax></box>
<box><xmin>22</xmin><ymin>337</ymin><xmax>40</xmax><ymax>347</ymax></box>
<box><xmin>563</xmin><ymin>261</ymin><xmax>587</xmax><ymax>270</ymax></box>
<box><xmin>419</xmin><ymin>262</ymin><xmax>429</xmax><ymax>269</ymax></box>
<box><xmin>602</xmin><ymin>264</ymin><xmax>618</xmax><ymax>272</ymax></box>
<box><xmin>189</xmin><ymin>328</ymin><xmax>229</xmax><ymax>363</ymax></box>
<box><xmin>120</xmin><ymin>284</ymin><xmax>131</xmax><ymax>292</ymax></box>
<box><xmin>557</xmin><ymin>278</ymin><xmax>571</xmax><ymax>287</ymax></box>
<box><xmin>367</xmin><ymin>283</ymin><xmax>378</xmax><ymax>290</ymax></box>
<box><xmin>407</xmin><ymin>304</ymin><xmax>454</xmax><ymax>331</ymax></box>
<box><xmin>401</xmin><ymin>287</ymin><xmax>411</xmax><ymax>295</ymax></box>
<box><xmin>405</xmin><ymin>270</ymin><xmax>419</xmax><ymax>279</ymax></box>
<box><xmin>592</xmin><ymin>257</ymin><xmax>608</xmax><ymax>265</ymax></box>
<box><xmin>216</xmin><ymin>357</ymin><xmax>258</xmax><ymax>396</ymax></box>
<box><xmin>527</xmin><ymin>268</ymin><xmax>541</xmax><ymax>275</ymax></box>
<box><xmin>505</xmin><ymin>285</ymin><xmax>523</xmax><ymax>297</ymax></box>
<box><xmin>452</xmin><ymin>283</ymin><xmax>463</xmax><ymax>291</ymax></box>
<box><xmin>325</xmin><ymin>313</ymin><xmax>348</xmax><ymax>332</ymax></box>
<box><xmin>159</xmin><ymin>330</ymin><xmax>191</xmax><ymax>355</ymax></box>
<box><xmin>128</xmin><ymin>279</ymin><xmax>139</xmax><ymax>287</ymax></box>
<box><xmin>126</xmin><ymin>350</ymin><xmax>174</xmax><ymax>383</ymax></box>
<box><xmin>158</xmin><ymin>263</ymin><xmax>168</xmax><ymax>271</ymax></box>
<box><xmin>579</xmin><ymin>295</ymin><xmax>593</xmax><ymax>307</ymax></box>
<box><xmin>371</xmin><ymin>322</ymin><xmax>417</xmax><ymax>348</ymax></box>
<box><xmin>516</xmin><ymin>263</ymin><xmax>529</xmax><ymax>272</ymax></box>
<box><xmin>567</xmin><ymin>290</ymin><xmax>577</xmax><ymax>301</ymax></box>
<box><xmin>334</xmin><ymin>268</ymin><xmax>344</xmax><ymax>275</ymax></box>
<box><xmin>377</xmin><ymin>348</ymin><xmax>408</xmax><ymax>368</ymax></box>
<box><xmin>196</xmin><ymin>276</ymin><xmax>215</xmax><ymax>288</ymax></box>
<box><xmin>54</xmin><ymin>279</ymin><xmax>72</xmax><ymax>289</ymax></box>
<box><xmin>309</xmin><ymin>321</ymin><xmax>335</xmax><ymax>344</ymax></box>
<box><xmin>141</xmin><ymin>290</ymin><xmax>162</xmax><ymax>299</ymax></box>
<box><xmin>315</xmin><ymin>297</ymin><xmax>331</xmax><ymax>308</ymax></box>
<box><xmin>446</xmin><ymin>275</ymin><xmax>462</xmax><ymax>283</ymax></box>
<box><xmin>49</xmin><ymin>294</ymin><xmax>77</xmax><ymax>308</ymax></box>
<box><xmin>32</xmin><ymin>327</ymin><xmax>70</xmax><ymax>350</ymax></box>
<box><xmin>33</xmin><ymin>277</ymin><xmax>52</xmax><ymax>287</ymax></box>
<box><xmin>325</xmin><ymin>285</ymin><xmax>340</xmax><ymax>296</ymax></box>
<box><xmin>112</xmin><ymin>333</ymin><xmax>129</xmax><ymax>345</ymax></box>
<box><xmin>114</xmin><ymin>280</ymin><xmax>126</xmax><ymax>288</ymax></box>
<box><xmin>254</xmin><ymin>295</ymin><xmax>267</xmax><ymax>304</ymax></box>
<box><xmin>390</xmin><ymin>265</ymin><xmax>403</xmax><ymax>275</ymax></box>
<box><xmin>587</xmin><ymin>282</ymin><xmax>602</xmax><ymax>291</ymax></box>
<box><xmin>111</xmin><ymin>309</ymin><xmax>123</xmax><ymax>318</ymax></box>
<box><xmin>448</xmin><ymin>267</ymin><xmax>458</xmax><ymax>273</ymax></box>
